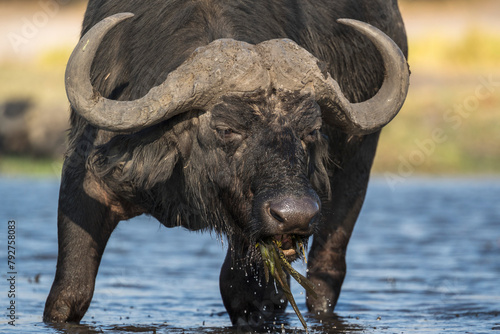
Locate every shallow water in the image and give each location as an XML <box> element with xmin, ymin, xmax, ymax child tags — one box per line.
<box><xmin>1</xmin><ymin>176</ymin><xmax>499</xmax><ymax>333</ymax></box>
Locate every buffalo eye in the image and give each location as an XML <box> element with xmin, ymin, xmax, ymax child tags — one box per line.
<box><xmin>302</xmin><ymin>129</ymin><xmax>320</xmax><ymax>143</ymax></box>
<box><xmin>216</xmin><ymin>127</ymin><xmax>242</xmax><ymax>142</ymax></box>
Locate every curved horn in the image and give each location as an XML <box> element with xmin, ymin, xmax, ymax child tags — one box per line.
<box><xmin>317</xmin><ymin>19</ymin><xmax>410</xmax><ymax>135</ymax></box>
<box><xmin>65</xmin><ymin>13</ymin><xmax>269</xmax><ymax>132</ymax></box>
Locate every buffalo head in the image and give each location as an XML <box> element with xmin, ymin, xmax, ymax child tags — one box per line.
<box><xmin>64</xmin><ymin>12</ymin><xmax>409</xmax><ymax>258</ymax></box>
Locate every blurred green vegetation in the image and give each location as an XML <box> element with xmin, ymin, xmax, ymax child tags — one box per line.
<box><xmin>0</xmin><ymin>155</ymin><xmax>62</xmax><ymax>177</ymax></box>
<box><xmin>0</xmin><ymin>0</ymin><xmax>499</xmax><ymax>176</ymax></box>
<box><xmin>372</xmin><ymin>25</ymin><xmax>500</xmax><ymax>174</ymax></box>
<box><xmin>0</xmin><ymin>48</ymin><xmax>68</xmax><ymax>105</ymax></box>
<box><xmin>409</xmin><ymin>28</ymin><xmax>500</xmax><ymax>72</ymax></box>
<box><xmin>373</xmin><ymin>82</ymin><xmax>500</xmax><ymax>174</ymax></box>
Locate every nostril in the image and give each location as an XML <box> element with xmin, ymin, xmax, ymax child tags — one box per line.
<box><xmin>266</xmin><ymin>197</ymin><xmax>320</xmax><ymax>231</ymax></box>
<box><xmin>269</xmin><ymin>206</ymin><xmax>285</xmax><ymax>223</ymax></box>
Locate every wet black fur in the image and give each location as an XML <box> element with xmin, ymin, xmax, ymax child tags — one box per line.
<box><xmin>73</xmin><ymin>0</ymin><xmax>407</xmax><ymax>245</ymax></box>
<box><xmin>88</xmin><ymin>91</ymin><xmax>330</xmax><ymax>252</ymax></box>
<box><xmin>46</xmin><ymin>0</ymin><xmax>407</xmax><ymax>326</ymax></box>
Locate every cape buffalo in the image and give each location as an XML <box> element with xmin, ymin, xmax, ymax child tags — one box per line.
<box><xmin>44</xmin><ymin>0</ymin><xmax>409</xmax><ymax>328</ymax></box>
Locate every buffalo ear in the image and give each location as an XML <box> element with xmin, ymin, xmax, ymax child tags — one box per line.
<box><xmin>89</xmin><ymin>131</ymin><xmax>179</xmax><ymax>190</ymax></box>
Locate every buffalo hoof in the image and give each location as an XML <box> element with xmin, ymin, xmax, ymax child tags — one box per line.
<box><xmin>306</xmin><ymin>269</ymin><xmax>345</xmax><ymax>314</ymax></box>
<box><xmin>44</xmin><ymin>287</ymin><xmax>92</xmax><ymax>323</ymax></box>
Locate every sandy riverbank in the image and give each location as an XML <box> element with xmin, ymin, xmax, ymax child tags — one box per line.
<box><xmin>1</xmin><ymin>0</ymin><xmax>499</xmax><ymax>174</ymax></box>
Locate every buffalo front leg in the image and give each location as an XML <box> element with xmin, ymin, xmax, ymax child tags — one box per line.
<box><xmin>219</xmin><ymin>248</ymin><xmax>288</xmax><ymax>330</ymax></box>
<box><xmin>306</xmin><ymin>132</ymin><xmax>379</xmax><ymax>314</ymax></box>
<box><xmin>44</xmin><ymin>171</ymin><xmax>125</xmax><ymax>323</ymax></box>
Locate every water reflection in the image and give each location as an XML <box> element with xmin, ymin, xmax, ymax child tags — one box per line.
<box><xmin>45</xmin><ymin>314</ymin><xmax>365</xmax><ymax>334</ymax></box>
<box><xmin>2</xmin><ymin>177</ymin><xmax>499</xmax><ymax>333</ymax></box>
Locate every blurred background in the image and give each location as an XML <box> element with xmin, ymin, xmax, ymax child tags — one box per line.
<box><xmin>1</xmin><ymin>1</ymin><xmax>499</xmax><ymax>333</ymax></box>
<box><xmin>0</xmin><ymin>0</ymin><xmax>499</xmax><ymax>176</ymax></box>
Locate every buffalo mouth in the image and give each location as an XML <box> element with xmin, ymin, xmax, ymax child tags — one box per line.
<box><xmin>271</xmin><ymin>234</ymin><xmax>307</xmax><ymax>262</ymax></box>
<box><xmin>257</xmin><ymin>233</ymin><xmax>307</xmax><ymax>263</ymax></box>
<box><xmin>255</xmin><ymin>233</ymin><xmax>315</xmax><ymax>330</ymax></box>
